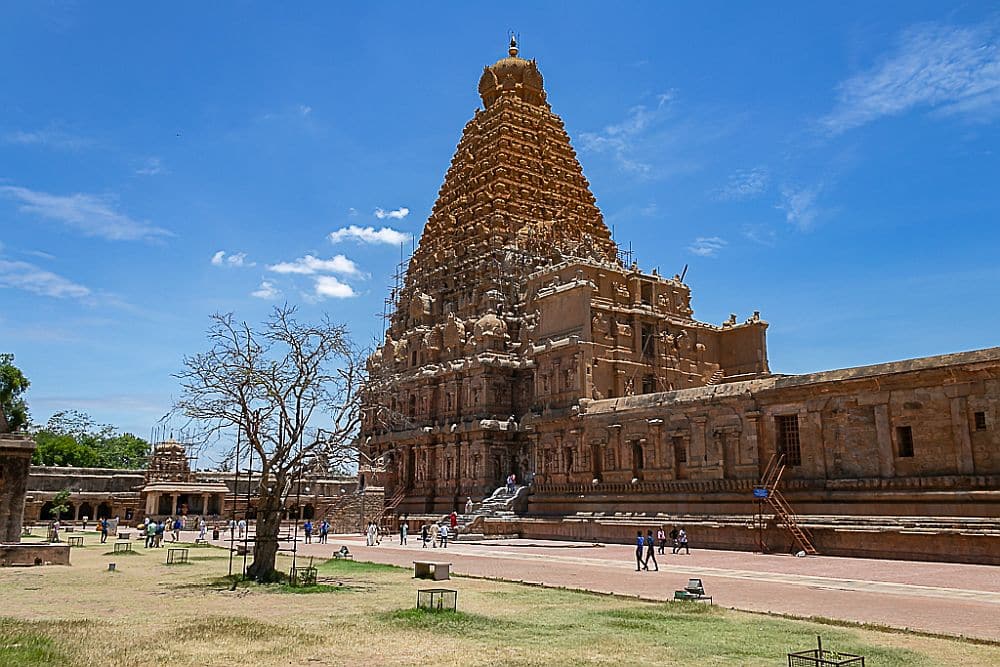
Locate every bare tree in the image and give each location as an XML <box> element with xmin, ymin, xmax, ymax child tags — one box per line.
<box><xmin>175</xmin><ymin>306</ymin><xmax>363</xmax><ymax>581</ymax></box>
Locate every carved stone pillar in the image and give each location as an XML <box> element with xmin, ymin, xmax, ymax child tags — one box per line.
<box><xmin>689</xmin><ymin>416</ymin><xmax>708</xmax><ymax>471</ymax></box>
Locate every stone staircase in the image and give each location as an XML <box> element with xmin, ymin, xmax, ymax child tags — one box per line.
<box><xmin>452</xmin><ymin>485</ymin><xmax>528</xmax><ymax>539</ymax></box>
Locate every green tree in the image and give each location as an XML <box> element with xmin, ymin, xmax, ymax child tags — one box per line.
<box><xmin>32</xmin><ymin>410</ymin><xmax>149</xmax><ymax>469</ymax></box>
<box><xmin>0</xmin><ymin>353</ymin><xmax>30</xmax><ymax>432</ymax></box>
<box><xmin>96</xmin><ymin>433</ymin><xmax>150</xmax><ymax>468</ymax></box>
<box><xmin>32</xmin><ymin>431</ymin><xmax>100</xmax><ymax>467</ymax></box>
<box><xmin>50</xmin><ymin>489</ymin><xmax>71</xmax><ymax>522</ymax></box>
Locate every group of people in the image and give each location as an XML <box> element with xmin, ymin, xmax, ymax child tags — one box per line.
<box><xmin>636</xmin><ymin>526</ymin><xmax>690</xmax><ymax>569</ymax></box>
<box><xmin>419</xmin><ymin>521</ymin><xmax>451</xmax><ymax>548</ymax></box>
<box><xmin>143</xmin><ymin>517</ymin><xmax>167</xmax><ymax>548</ymax></box>
<box><xmin>226</xmin><ymin>518</ymin><xmax>248</xmax><ymax>539</ymax></box>
<box><xmin>365</xmin><ymin>521</ymin><xmax>382</xmax><ymax>546</ymax></box>
<box><xmin>302</xmin><ymin>519</ymin><xmax>330</xmax><ymax>544</ymax></box>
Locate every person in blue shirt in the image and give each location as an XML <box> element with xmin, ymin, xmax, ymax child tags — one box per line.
<box><xmin>644</xmin><ymin>530</ymin><xmax>658</xmax><ymax>571</ymax></box>
<box><xmin>303</xmin><ymin>520</ymin><xmax>313</xmax><ymax>544</ymax></box>
<box><xmin>635</xmin><ymin>531</ymin><xmax>646</xmax><ymax>571</ymax></box>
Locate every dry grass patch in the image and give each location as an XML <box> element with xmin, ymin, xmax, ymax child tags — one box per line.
<box><xmin>0</xmin><ymin>543</ymin><xmax>996</xmax><ymax>666</ymax></box>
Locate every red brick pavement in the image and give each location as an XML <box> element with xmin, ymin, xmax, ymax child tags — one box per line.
<box><xmin>208</xmin><ymin>531</ymin><xmax>1000</xmax><ymax>642</ymax></box>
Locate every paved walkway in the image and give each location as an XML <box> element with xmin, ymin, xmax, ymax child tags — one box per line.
<box><xmin>207</xmin><ymin>531</ymin><xmax>1000</xmax><ymax>642</ymax></box>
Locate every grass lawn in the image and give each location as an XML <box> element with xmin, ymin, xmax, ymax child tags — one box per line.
<box><xmin>0</xmin><ymin>538</ymin><xmax>995</xmax><ymax>666</ymax></box>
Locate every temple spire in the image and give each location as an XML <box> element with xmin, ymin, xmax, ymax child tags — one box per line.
<box><xmin>508</xmin><ymin>33</ymin><xmax>519</xmax><ymax>57</ymax></box>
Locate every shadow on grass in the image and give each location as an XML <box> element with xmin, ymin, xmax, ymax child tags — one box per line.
<box><xmin>190</xmin><ymin>574</ymin><xmax>366</xmax><ymax>595</ymax></box>
<box><xmin>101</xmin><ymin>550</ymin><xmax>141</xmax><ymax>556</ymax></box>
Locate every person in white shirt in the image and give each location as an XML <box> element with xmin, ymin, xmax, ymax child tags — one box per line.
<box><xmin>439</xmin><ymin>523</ymin><xmax>449</xmax><ymax>548</ymax></box>
<box><xmin>238</xmin><ymin>519</ymin><xmax>246</xmax><ymax>538</ymax></box>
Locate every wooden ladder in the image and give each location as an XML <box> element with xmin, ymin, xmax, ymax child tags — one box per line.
<box><xmin>760</xmin><ymin>454</ymin><xmax>818</xmax><ymax>555</ymax></box>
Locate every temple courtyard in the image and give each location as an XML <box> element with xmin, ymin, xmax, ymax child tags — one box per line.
<box><xmin>0</xmin><ymin>531</ymin><xmax>996</xmax><ymax>666</ymax></box>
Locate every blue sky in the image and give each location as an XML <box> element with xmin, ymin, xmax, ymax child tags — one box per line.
<box><xmin>2</xmin><ymin>2</ymin><xmax>999</xmax><ymax>447</ymax></box>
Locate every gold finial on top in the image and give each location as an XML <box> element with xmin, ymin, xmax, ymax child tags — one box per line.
<box><xmin>508</xmin><ymin>33</ymin><xmax>518</xmax><ymax>57</ymax></box>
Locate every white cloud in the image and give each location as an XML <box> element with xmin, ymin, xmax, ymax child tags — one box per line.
<box><xmin>211</xmin><ymin>250</ymin><xmax>253</xmax><ymax>268</ymax></box>
<box><xmin>136</xmin><ymin>157</ymin><xmax>166</xmax><ymax>176</ymax></box>
<box><xmin>717</xmin><ymin>167</ymin><xmax>770</xmax><ymax>200</ymax></box>
<box><xmin>328</xmin><ymin>225</ymin><xmax>411</xmax><ymax>246</ymax></box>
<box><xmin>0</xmin><ymin>185</ymin><xmax>170</xmax><ymax>241</ymax></box>
<box><xmin>687</xmin><ymin>237</ymin><xmax>727</xmax><ymax>257</ymax></box>
<box><xmin>298</xmin><ymin>105</ymin><xmax>312</xmax><ymax>116</ymax></box>
<box><xmin>742</xmin><ymin>224</ymin><xmax>777</xmax><ymax>247</ymax></box>
<box><xmin>374</xmin><ymin>207</ymin><xmax>409</xmax><ymax>220</ymax></box>
<box><xmin>822</xmin><ymin>22</ymin><xmax>1000</xmax><ymax>134</ymax></box>
<box><xmin>0</xmin><ymin>259</ymin><xmax>91</xmax><ymax>298</ymax></box>
<box><xmin>267</xmin><ymin>254</ymin><xmax>362</xmax><ymax>278</ymax></box>
<box><xmin>347</xmin><ymin>207</ymin><xmax>358</xmax><ymax>217</ymax></box>
<box><xmin>778</xmin><ymin>185</ymin><xmax>823</xmax><ymax>230</ymax></box>
<box><xmin>314</xmin><ymin>275</ymin><xmax>356</xmax><ymax>299</ymax></box>
<box><xmin>578</xmin><ymin>91</ymin><xmax>676</xmax><ymax>174</ymax></box>
<box><xmin>3</xmin><ymin>129</ymin><xmax>94</xmax><ymax>151</ymax></box>
<box><xmin>251</xmin><ymin>281</ymin><xmax>280</xmax><ymax>299</ymax></box>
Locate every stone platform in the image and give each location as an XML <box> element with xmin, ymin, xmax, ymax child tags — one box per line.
<box><xmin>0</xmin><ymin>542</ymin><xmax>70</xmax><ymax>567</ymax></box>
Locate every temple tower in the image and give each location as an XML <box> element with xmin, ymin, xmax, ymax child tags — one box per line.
<box><xmin>363</xmin><ymin>40</ymin><xmax>769</xmax><ymax>513</ymax></box>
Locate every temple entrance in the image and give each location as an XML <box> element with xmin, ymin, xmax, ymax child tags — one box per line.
<box><xmin>78</xmin><ymin>502</ymin><xmax>94</xmax><ymax>520</ymax></box>
<box><xmin>591</xmin><ymin>444</ymin><xmax>603</xmax><ymax>482</ymax></box>
<box><xmin>97</xmin><ymin>502</ymin><xmax>112</xmax><ymax>519</ymax></box>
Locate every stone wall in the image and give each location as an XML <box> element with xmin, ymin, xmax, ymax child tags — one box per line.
<box><xmin>526</xmin><ymin>348</ymin><xmax>1000</xmax><ymax>522</ymax></box>
<box><xmin>0</xmin><ymin>435</ymin><xmax>36</xmax><ymax>542</ymax></box>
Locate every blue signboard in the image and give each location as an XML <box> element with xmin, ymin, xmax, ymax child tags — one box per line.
<box><xmin>753</xmin><ymin>487</ymin><xmax>769</xmax><ymax>499</ymax></box>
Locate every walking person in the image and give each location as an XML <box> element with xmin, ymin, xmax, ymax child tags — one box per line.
<box><xmin>465</xmin><ymin>496</ymin><xmax>473</xmax><ymax>514</ymax></box>
<box><xmin>100</xmin><ymin>518</ymin><xmax>108</xmax><ymax>544</ymax></box>
<box><xmin>644</xmin><ymin>530</ymin><xmax>659</xmax><ymax>571</ymax></box>
<box><xmin>198</xmin><ymin>516</ymin><xmax>207</xmax><ymax>542</ymax></box>
<box><xmin>670</xmin><ymin>526</ymin><xmax>680</xmax><ymax>554</ymax></box>
<box><xmin>303</xmin><ymin>519</ymin><xmax>313</xmax><ymax>544</ymax></box>
<box><xmin>678</xmin><ymin>528</ymin><xmax>690</xmax><ymax>555</ymax></box>
<box><xmin>430</xmin><ymin>522</ymin><xmax>440</xmax><ymax>548</ymax></box>
<box><xmin>155</xmin><ymin>520</ymin><xmax>165</xmax><ymax>547</ymax></box>
<box><xmin>656</xmin><ymin>526</ymin><xmax>666</xmax><ymax>555</ymax></box>
<box><xmin>320</xmin><ymin>520</ymin><xmax>329</xmax><ymax>544</ymax></box>
<box><xmin>171</xmin><ymin>517</ymin><xmax>181</xmax><ymax>542</ymax></box>
<box><xmin>145</xmin><ymin>520</ymin><xmax>156</xmax><ymax>548</ymax></box>
<box><xmin>228</xmin><ymin>519</ymin><xmax>236</xmax><ymax>538</ymax></box>
<box><xmin>421</xmin><ymin>524</ymin><xmax>429</xmax><ymax>548</ymax></box>
<box><xmin>439</xmin><ymin>522</ymin><xmax>449</xmax><ymax>548</ymax></box>
<box><xmin>238</xmin><ymin>518</ymin><xmax>246</xmax><ymax>539</ymax></box>
<box><xmin>635</xmin><ymin>531</ymin><xmax>646</xmax><ymax>571</ymax></box>
<box><xmin>399</xmin><ymin>521</ymin><xmax>408</xmax><ymax>545</ymax></box>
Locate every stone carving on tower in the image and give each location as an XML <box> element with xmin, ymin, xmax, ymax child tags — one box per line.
<box><xmin>362</xmin><ymin>39</ymin><xmax>770</xmax><ymax>513</ymax></box>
